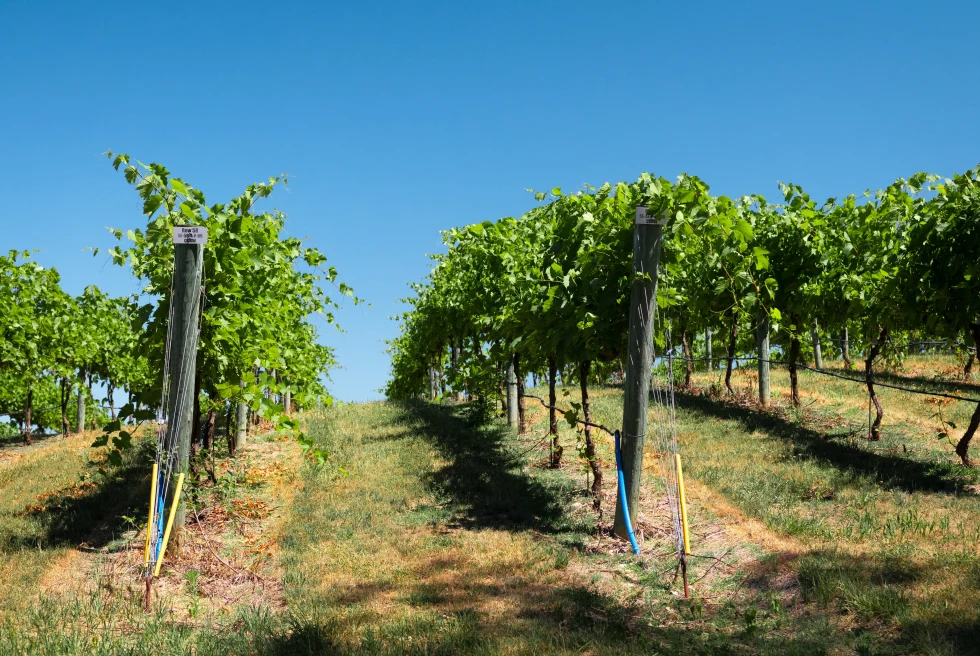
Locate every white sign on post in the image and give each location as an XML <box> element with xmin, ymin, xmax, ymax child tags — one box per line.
<box><xmin>635</xmin><ymin>206</ymin><xmax>667</xmax><ymax>226</ymax></box>
<box><xmin>173</xmin><ymin>226</ymin><xmax>208</xmax><ymax>244</ymax></box>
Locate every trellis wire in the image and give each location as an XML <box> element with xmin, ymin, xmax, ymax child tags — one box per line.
<box><xmin>827</xmin><ymin>337</ymin><xmax>976</xmax><ymax>352</ymax></box>
<box><xmin>642</xmin><ymin>246</ymin><xmax>685</xmax><ymax>559</ymax></box>
<box><xmin>672</xmin><ymin>354</ymin><xmax>980</xmax><ymax>404</ymax></box>
<box><xmin>1</xmin><ymin>404</ymin><xmax>65</xmax><ymax>418</ymax></box>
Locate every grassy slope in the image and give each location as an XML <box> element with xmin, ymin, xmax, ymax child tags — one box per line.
<box><xmin>276</xmin><ymin>402</ymin><xmax>838</xmax><ymax>655</ymax></box>
<box><xmin>674</xmin><ymin>356</ymin><xmax>980</xmax><ymax>655</ymax></box>
<box><xmin>0</xmin><ymin>353</ymin><xmax>977</xmax><ymax>655</ymax></box>
<box><xmin>0</xmin><ymin>429</ymin><xmax>148</xmax><ymax>613</ymax></box>
<box><xmin>0</xmin><ymin>428</ymin><xmax>301</xmax><ymax>655</ymax></box>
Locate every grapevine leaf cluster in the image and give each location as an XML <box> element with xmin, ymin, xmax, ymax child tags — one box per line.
<box><xmin>90</xmin><ymin>153</ymin><xmax>361</xmax><ymax>470</ymax></box>
<box><xmin>0</xmin><ymin>252</ymin><xmax>140</xmax><ymax>443</ymax></box>
<box><xmin>387</xmin><ymin>165</ymin><xmax>980</xmax><ymax>466</ymax></box>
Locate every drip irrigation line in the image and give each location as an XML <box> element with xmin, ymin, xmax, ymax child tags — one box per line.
<box><xmin>826</xmin><ymin>338</ymin><xmax>975</xmax><ymax>352</ymax></box>
<box><xmin>1</xmin><ymin>404</ymin><xmax>66</xmax><ymax>417</ymax></box>
<box><xmin>614</xmin><ymin>430</ymin><xmax>640</xmax><ymax>555</ymax></box>
<box><xmin>658</xmin><ymin>352</ymin><xmax>980</xmax><ymax>402</ymax></box>
<box><xmin>670</xmin><ymin>354</ymin><xmax>781</xmax><ymax>364</ymax></box>
<box><xmin>2</xmin><ymin>393</ymin><xmax>130</xmax><ymax>419</ymax></box>
<box><xmin>794</xmin><ymin>362</ymin><xmax>980</xmax><ymax>403</ymax></box>
<box><xmin>701</xmin><ymin>355</ymin><xmax>980</xmax><ymax>404</ymax></box>
<box><xmin>883</xmin><ymin>340</ymin><xmax>966</xmax><ymax>352</ymax></box>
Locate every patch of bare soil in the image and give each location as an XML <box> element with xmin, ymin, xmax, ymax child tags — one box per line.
<box><xmin>578</xmin><ymin>467</ymin><xmax>766</xmax><ymax>600</ymax></box>
<box><xmin>40</xmin><ymin>432</ymin><xmax>303</xmax><ymax>625</ymax></box>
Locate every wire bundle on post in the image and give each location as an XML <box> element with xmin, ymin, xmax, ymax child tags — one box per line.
<box><xmin>143</xmin><ymin>260</ymin><xmax>205</xmax><ymax>582</ymax></box>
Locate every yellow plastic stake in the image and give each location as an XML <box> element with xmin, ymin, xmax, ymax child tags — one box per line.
<box><xmin>675</xmin><ymin>453</ymin><xmax>691</xmax><ymax>555</ymax></box>
<box><xmin>153</xmin><ymin>472</ymin><xmax>185</xmax><ymax>577</ymax></box>
<box><xmin>143</xmin><ymin>463</ymin><xmax>159</xmax><ymax>568</ymax></box>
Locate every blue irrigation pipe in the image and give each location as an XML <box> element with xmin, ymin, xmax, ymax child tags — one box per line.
<box><xmin>614</xmin><ymin>430</ymin><xmax>641</xmax><ymax>555</ymax></box>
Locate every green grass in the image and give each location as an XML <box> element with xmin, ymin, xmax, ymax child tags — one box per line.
<box><xmin>0</xmin><ymin>428</ymin><xmax>150</xmax><ymax>614</ymax></box>
<box><xmin>1</xmin><ymin>353</ymin><xmax>978</xmax><ymax>654</ymax></box>
<box><xmin>675</xmin><ymin>354</ymin><xmax>980</xmax><ymax>655</ymax></box>
<box><xmin>272</xmin><ymin>401</ymin><xmax>840</xmax><ymax>655</ymax></box>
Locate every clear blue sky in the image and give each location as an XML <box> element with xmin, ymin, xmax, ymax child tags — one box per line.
<box><xmin>1</xmin><ymin>1</ymin><xmax>977</xmax><ymax>402</ymax></box>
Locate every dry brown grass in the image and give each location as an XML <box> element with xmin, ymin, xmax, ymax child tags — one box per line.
<box><xmin>10</xmin><ymin>360</ymin><xmax>978</xmax><ymax>654</ymax></box>
<box><xmin>0</xmin><ymin>428</ymin><xmax>119</xmax><ymax>613</ymax></box>
<box><xmin>667</xmin><ymin>357</ymin><xmax>980</xmax><ymax>652</ymax></box>
<box><xmin>7</xmin><ymin>429</ymin><xmax>303</xmax><ymax>630</ymax></box>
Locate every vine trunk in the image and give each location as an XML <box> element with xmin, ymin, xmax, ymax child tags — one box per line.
<box><xmin>515</xmin><ymin>353</ymin><xmax>527</xmax><ymax>435</ymax></box>
<box><xmin>790</xmin><ymin>314</ymin><xmax>801</xmax><ymax>407</ymax></box>
<box><xmin>865</xmin><ymin>325</ymin><xmax>888</xmax><ymax>441</ymax></box>
<box><xmin>681</xmin><ymin>329</ymin><xmax>693</xmax><ymax>388</ymax></box>
<box><xmin>579</xmin><ymin>360</ymin><xmax>602</xmax><ymax>506</ymax></box>
<box><xmin>725</xmin><ymin>313</ymin><xmax>738</xmax><ymax>395</ymax></box>
<box><xmin>548</xmin><ymin>355</ymin><xmax>561</xmax><ymax>468</ymax></box>
<box><xmin>24</xmin><ymin>388</ymin><xmax>33</xmax><ymax>445</ymax></box>
<box><xmin>955</xmin><ymin>323</ymin><xmax>980</xmax><ymax>465</ymax></box>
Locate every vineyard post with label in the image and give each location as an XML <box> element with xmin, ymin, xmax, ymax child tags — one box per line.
<box><xmin>613</xmin><ymin>206</ymin><xmax>666</xmax><ymax>540</ymax></box>
<box><xmin>167</xmin><ymin>225</ymin><xmax>206</xmax><ymax>532</ymax></box>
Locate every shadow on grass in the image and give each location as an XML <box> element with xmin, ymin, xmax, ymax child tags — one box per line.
<box><xmin>867</xmin><ymin>368</ymin><xmax>980</xmax><ymax>399</ymax></box>
<box><xmin>674</xmin><ymin>390</ymin><xmax>966</xmax><ymax>495</ymax></box>
<box><xmin>388</xmin><ymin>400</ymin><xmax>574</xmax><ymax>534</ymax></box>
<box><xmin>1</xmin><ymin>450</ymin><xmax>148</xmax><ymax>552</ymax></box>
<box><xmin>233</xmin><ymin>401</ymin><xmax>852</xmax><ymax>656</ymax></box>
<box><xmin>744</xmin><ymin>547</ymin><xmax>980</xmax><ymax>655</ymax></box>
<box><xmin>255</xmin><ymin>567</ymin><xmax>838</xmax><ymax>656</ymax></box>
<box><xmin>0</xmin><ymin>431</ymin><xmax>60</xmax><ymax>450</ymax></box>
